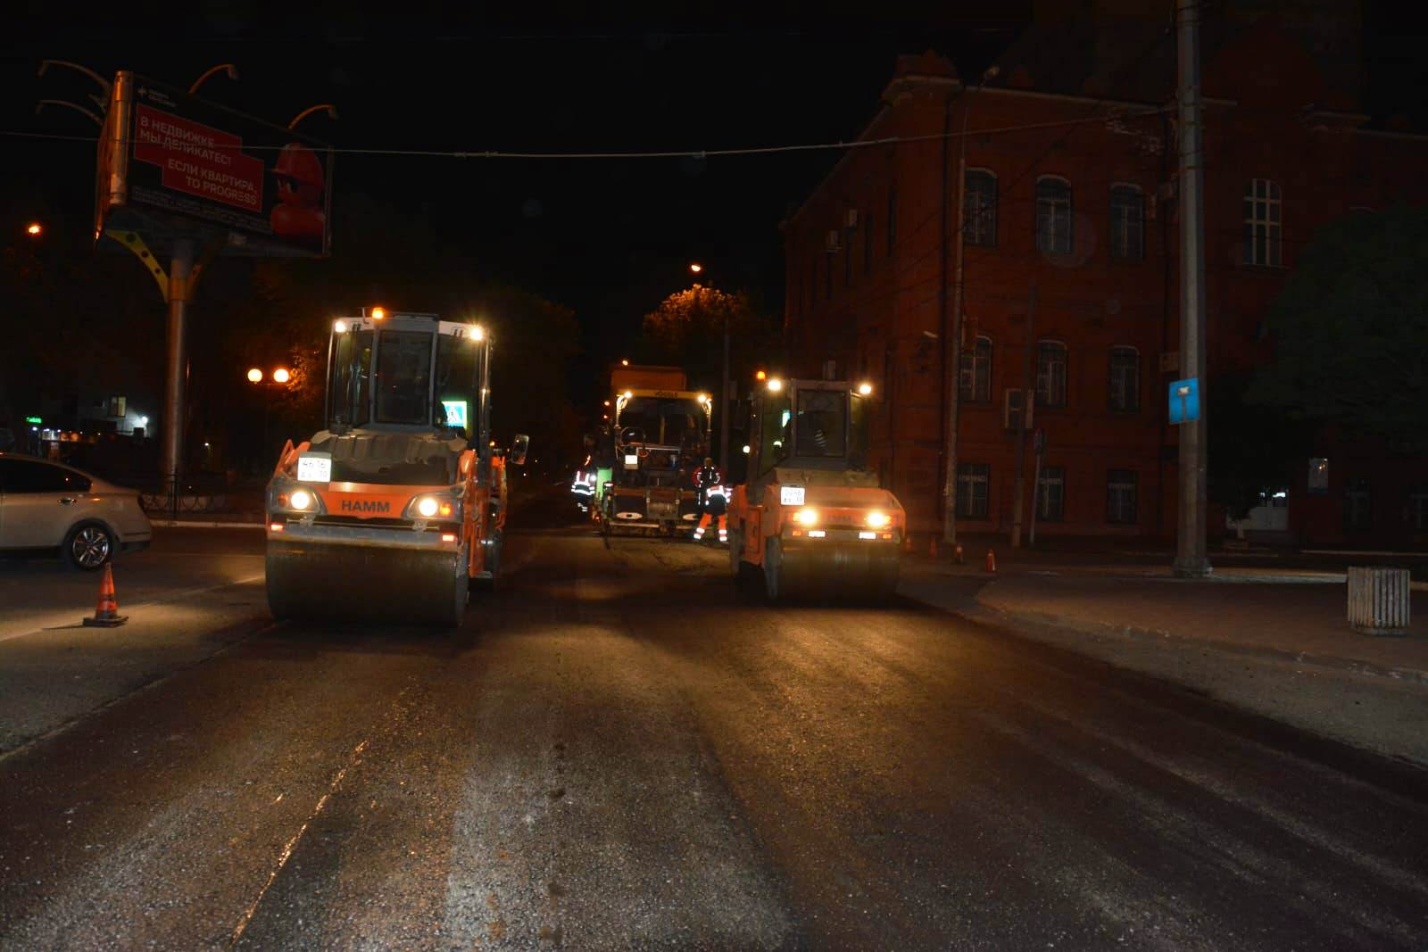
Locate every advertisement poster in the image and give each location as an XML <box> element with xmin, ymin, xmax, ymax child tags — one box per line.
<box><xmin>96</xmin><ymin>72</ymin><xmax>333</xmax><ymax>258</ymax></box>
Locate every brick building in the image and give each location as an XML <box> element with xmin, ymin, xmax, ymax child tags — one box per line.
<box><xmin>781</xmin><ymin>0</ymin><xmax>1428</xmax><ymax>547</ymax></box>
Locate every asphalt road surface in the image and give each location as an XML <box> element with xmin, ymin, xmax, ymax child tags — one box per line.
<box><xmin>2</xmin><ymin>509</ymin><xmax>1426</xmax><ymax>949</ymax></box>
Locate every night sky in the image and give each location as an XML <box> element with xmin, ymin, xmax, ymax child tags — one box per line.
<box><xmin>3</xmin><ymin>3</ymin><xmax>1423</xmax><ymax>402</ymax></box>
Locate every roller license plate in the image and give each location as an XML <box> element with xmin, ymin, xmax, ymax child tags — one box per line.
<box><xmin>780</xmin><ymin>485</ymin><xmax>805</xmax><ymax>505</ymax></box>
<box><xmin>297</xmin><ymin>453</ymin><xmax>332</xmax><ymax>483</ymax></box>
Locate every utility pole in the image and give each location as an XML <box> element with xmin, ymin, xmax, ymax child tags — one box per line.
<box><xmin>1173</xmin><ymin>0</ymin><xmax>1211</xmax><ymax>578</ymax></box>
<box><xmin>1010</xmin><ymin>280</ymin><xmax>1036</xmax><ymax>548</ymax></box>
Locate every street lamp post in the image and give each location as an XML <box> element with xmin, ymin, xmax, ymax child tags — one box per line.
<box><xmin>247</xmin><ymin>366</ymin><xmax>291</xmax><ymax>472</ymax></box>
<box><xmin>691</xmin><ymin>263</ymin><xmax>730</xmax><ymax>477</ymax></box>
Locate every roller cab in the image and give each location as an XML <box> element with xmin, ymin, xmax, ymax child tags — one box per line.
<box><xmin>726</xmin><ymin>376</ymin><xmax>904</xmax><ymax>605</ymax></box>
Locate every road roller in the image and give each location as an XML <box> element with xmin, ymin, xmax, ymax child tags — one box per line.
<box><xmin>264</xmin><ymin>308</ymin><xmax>528</xmax><ymax>628</ymax></box>
<box><xmin>726</xmin><ymin>375</ymin><xmax>904</xmax><ymax>605</ymax></box>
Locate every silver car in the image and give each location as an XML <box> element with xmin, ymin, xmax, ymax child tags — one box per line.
<box><xmin>0</xmin><ymin>453</ymin><xmax>153</xmax><ymax>570</ymax></box>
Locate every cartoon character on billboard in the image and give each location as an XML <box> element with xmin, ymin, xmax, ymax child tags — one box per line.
<box><xmin>270</xmin><ymin>141</ymin><xmax>326</xmax><ymax>243</ymax></box>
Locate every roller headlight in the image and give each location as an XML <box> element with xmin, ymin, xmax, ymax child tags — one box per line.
<box><xmin>792</xmin><ymin>507</ymin><xmax>819</xmax><ymax>526</ymax></box>
<box><xmin>405</xmin><ymin>494</ymin><xmax>459</xmax><ymax>521</ymax></box>
<box><xmin>865</xmin><ymin>510</ymin><xmax>891</xmax><ymax>529</ymax></box>
<box><xmin>290</xmin><ymin>489</ymin><xmax>314</xmax><ymax>511</ymax></box>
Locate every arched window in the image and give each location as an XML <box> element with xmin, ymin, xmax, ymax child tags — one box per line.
<box><xmin>1109</xmin><ymin>185</ymin><xmax>1144</xmax><ymax>262</ymax></box>
<box><xmin>964</xmin><ymin>170</ymin><xmax>998</xmax><ymax>247</ymax></box>
<box><xmin>1035</xmin><ymin>176</ymin><xmax>1073</xmax><ymax>255</ymax></box>
<box><xmin>1244</xmin><ymin>179</ymin><xmax>1282</xmax><ymax>267</ymax></box>
<box><xmin>959</xmin><ymin>335</ymin><xmax>993</xmax><ymax>404</ymax></box>
<box><xmin>1036</xmin><ymin>339</ymin><xmax>1068</xmax><ymax>408</ymax></box>
<box><xmin>1108</xmin><ymin>346</ymin><xmax>1140</xmax><ymax>412</ymax></box>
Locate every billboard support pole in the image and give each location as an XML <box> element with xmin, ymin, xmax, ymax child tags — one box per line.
<box><xmin>161</xmin><ymin>239</ymin><xmax>195</xmax><ymax>518</ymax></box>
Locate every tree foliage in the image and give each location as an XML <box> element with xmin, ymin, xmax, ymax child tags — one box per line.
<box><xmin>1246</xmin><ymin>205</ymin><xmax>1428</xmax><ymax>443</ymax></box>
<box><xmin>637</xmin><ymin>285</ymin><xmax>782</xmax><ymax>396</ymax></box>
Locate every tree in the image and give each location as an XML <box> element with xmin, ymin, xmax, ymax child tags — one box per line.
<box><xmin>1208</xmin><ymin>372</ymin><xmax>1315</xmax><ymax>520</ymax></box>
<box><xmin>1246</xmin><ymin>205</ymin><xmax>1428</xmax><ymax>445</ymax></box>
<box><xmin>638</xmin><ymin>285</ymin><xmax>781</xmax><ymax>396</ymax></box>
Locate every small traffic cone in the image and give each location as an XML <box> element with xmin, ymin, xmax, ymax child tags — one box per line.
<box><xmin>954</xmin><ymin>544</ymin><xmax>965</xmax><ymax>565</ymax></box>
<box><xmin>83</xmin><ymin>562</ymin><xmax>128</xmax><ymax>628</ymax></box>
<box><xmin>984</xmin><ymin>548</ymin><xmax>997</xmax><ymax>573</ymax></box>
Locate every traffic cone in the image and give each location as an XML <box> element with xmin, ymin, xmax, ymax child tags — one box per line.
<box><xmin>902</xmin><ymin>533</ymin><xmax>913</xmax><ymax>553</ymax></box>
<box><xmin>954</xmin><ymin>544</ymin><xmax>965</xmax><ymax>565</ymax></box>
<box><xmin>984</xmin><ymin>548</ymin><xmax>997</xmax><ymax>573</ymax></box>
<box><xmin>83</xmin><ymin>562</ymin><xmax>128</xmax><ymax>628</ymax></box>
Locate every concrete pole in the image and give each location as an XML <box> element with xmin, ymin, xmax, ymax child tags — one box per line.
<box><xmin>162</xmin><ymin>239</ymin><xmax>194</xmax><ymax>517</ymax></box>
<box><xmin>720</xmin><ymin>310</ymin><xmax>730</xmax><ymax>478</ymax></box>
<box><xmin>1173</xmin><ymin>0</ymin><xmax>1212</xmax><ymax>578</ymax></box>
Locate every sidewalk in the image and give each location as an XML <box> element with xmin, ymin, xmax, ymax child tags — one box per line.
<box><xmin>898</xmin><ymin>545</ymin><xmax>1428</xmax><ymax>685</ymax></box>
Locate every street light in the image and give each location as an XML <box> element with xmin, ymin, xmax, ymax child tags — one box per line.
<box><xmin>25</xmin><ymin>222</ymin><xmax>42</xmax><ymax>237</ymax></box>
<box><xmin>692</xmin><ymin>263</ymin><xmax>731</xmax><ymax>477</ymax></box>
<box><xmin>247</xmin><ymin>367</ymin><xmax>292</xmax><ymax>470</ymax></box>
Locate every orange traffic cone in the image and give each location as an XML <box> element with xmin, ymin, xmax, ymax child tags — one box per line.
<box><xmin>83</xmin><ymin>562</ymin><xmax>128</xmax><ymax>628</ymax></box>
<box><xmin>954</xmin><ymin>544</ymin><xmax>965</xmax><ymax>565</ymax></box>
<box><xmin>984</xmin><ymin>548</ymin><xmax>997</xmax><ymax>573</ymax></box>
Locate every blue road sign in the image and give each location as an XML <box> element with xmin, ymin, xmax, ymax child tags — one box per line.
<box><xmin>1168</xmin><ymin>377</ymin><xmax>1200</xmax><ymax>424</ymax></box>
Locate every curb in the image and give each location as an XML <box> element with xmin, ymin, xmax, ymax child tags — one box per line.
<box><xmin>959</xmin><ymin>601</ymin><xmax>1428</xmax><ymax>687</ymax></box>
<box><xmin>150</xmin><ymin>519</ymin><xmax>265</xmax><ymax>529</ymax></box>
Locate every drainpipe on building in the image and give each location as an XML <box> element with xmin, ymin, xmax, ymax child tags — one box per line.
<box><xmin>943</xmin><ymin>65</ymin><xmax>999</xmax><ymax>547</ymax></box>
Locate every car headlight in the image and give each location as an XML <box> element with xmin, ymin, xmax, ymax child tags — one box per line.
<box><xmin>792</xmin><ymin>507</ymin><xmax>818</xmax><ymax>526</ymax></box>
<box><xmin>865</xmin><ymin>510</ymin><xmax>891</xmax><ymax>529</ymax></box>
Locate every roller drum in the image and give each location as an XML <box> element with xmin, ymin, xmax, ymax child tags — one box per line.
<box><xmin>266</xmin><ymin>538</ymin><xmax>468</xmax><ymax>628</ymax></box>
<box><xmin>768</xmin><ymin>540</ymin><xmax>900</xmax><ymax>605</ymax></box>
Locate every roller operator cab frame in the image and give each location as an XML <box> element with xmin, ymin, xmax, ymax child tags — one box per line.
<box><xmin>727</xmin><ymin>377</ymin><xmax>904</xmax><ymax>605</ymax></box>
<box><xmin>264</xmin><ymin>310</ymin><xmax>529</xmax><ymax>628</ymax></box>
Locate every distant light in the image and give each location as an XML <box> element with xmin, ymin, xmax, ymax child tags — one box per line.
<box><xmin>371</xmin><ymin>306</ymin><xmax>386</xmax><ymax>320</ymax></box>
<box><xmin>767</xmin><ymin>377</ymin><xmax>783</xmax><ymax>392</ymax></box>
<box><xmin>858</xmin><ymin>382</ymin><xmax>873</xmax><ymax>395</ymax></box>
<box><xmin>698</xmin><ymin>393</ymin><xmax>709</xmax><ymax>404</ymax></box>
<box><xmin>623</xmin><ymin>391</ymin><xmax>632</xmax><ymax>400</ymax></box>
<box><xmin>472</xmin><ymin>325</ymin><xmax>485</xmax><ymax>341</ymax></box>
<box><xmin>272</xmin><ymin>368</ymin><xmax>291</xmax><ymax>384</ymax></box>
<box><xmin>689</xmin><ymin>263</ymin><xmax>703</xmax><ymax>274</ymax></box>
<box><xmin>621</xmin><ymin>359</ymin><xmax>629</xmax><ymax>366</ymax></box>
<box><xmin>755</xmin><ymin>370</ymin><xmax>766</xmax><ymax>381</ymax></box>
<box><xmin>25</xmin><ymin>222</ymin><xmax>42</xmax><ymax>236</ymax></box>
<box><xmin>247</xmin><ymin>368</ymin><xmax>263</xmax><ymax>383</ymax></box>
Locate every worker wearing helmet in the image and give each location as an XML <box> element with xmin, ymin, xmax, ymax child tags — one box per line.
<box><xmin>694</xmin><ymin>457</ymin><xmax>720</xmax><ymax>513</ymax></box>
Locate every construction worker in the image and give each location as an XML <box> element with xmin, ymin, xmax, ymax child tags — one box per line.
<box><xmin>692</xmin><ymin>482</ymin><xmax>728</xmax><ymax>545</ymax></box>
<box><xmin>694</xmin><ymin>457</ymin><xmax>720</xmax><ymax>512</ymax></box>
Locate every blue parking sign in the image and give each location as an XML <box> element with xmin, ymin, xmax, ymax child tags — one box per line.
<box><xmin>1168</xmin><ymin>378</ymin><xmax>1199</xmax><ymax>424</ymax></box>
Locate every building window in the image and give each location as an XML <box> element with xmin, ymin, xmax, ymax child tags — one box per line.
<box><xmin>1036</xmin><ymin>465</ymin><xmax>1065</xmax><ymax>521</ymax></box>
<box><xmin>1036</xmin><ymin>340</ymin><xmax>1068</xmax><ymax>408</ymax></box>
<box><xmin>863</xmin><ymin>212</ymin><xmax>874</xmax><ymax>275</ymax></box>
<box><xmin>957</xmin><ymin>463</ymin><xmax>990</xmax><ymax>518</ymax></box>
<box><xmin>1344</xmin><ymin>479</ymin><xmax>1370</xmax><ymax>531</ymax></box>
<box><xmin>1244</xmin><ymin>178</ymin><xmax>1282</xmax><ymax>267</ymax></box>
<box><xmin>1109</xmin><ymin>346</ymin><xmax>1140</xmax><ymax>412</ymax></box>
<box><xmin>887</xmin><ymin>186</ymin><xmax>897</xmax><ymax>255</ymax></box>
<box><xmin>959</xmin><ymin>335</ymin><xmax>993</xmax><ymax>404</ymax></box>
<box><xmin>964</xmin><ymin>170</ymin><xmax>998</xmax><ymax>247</ymax></box>
<box><xmin>1035</xmin><ymin>176</ymin><xmax>1073</xmax><ymax>256</ymax></box>
<box><xmin>1109</xmin><ymin>184</ymin><xmax>1144</xmax><ymax>261</ymax></box>
<box><xmin>1107</xmin><ymin>468</ymin><xmax>1138</xmax><ymax>524</ymax></box>
<box><xmin>1410</xmin><ymin>487</ymin><xmax>1428</xmax><ymax>531</ymax></box>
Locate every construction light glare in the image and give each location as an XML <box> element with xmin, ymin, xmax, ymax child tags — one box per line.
<box><xmin>865</xmin><ymin>510</ymin><xmax>891</xmax><ymax>529</ymax></box>
<box><xmin>793</xmin><ymin>508</ymin><xmax>818</xmax><ymax>526</ymax></box>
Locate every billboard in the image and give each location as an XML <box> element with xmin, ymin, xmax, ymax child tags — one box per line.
<box><xmin>95</xmin><ymin>70</ymin><xmax>332</xmax><ymax>258</ymax></box>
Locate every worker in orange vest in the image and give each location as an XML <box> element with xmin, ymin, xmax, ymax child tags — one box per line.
<box><xmin>692</xmin><ymin>482</ymin><xmax>727</xmax><ymax>545</ymax></box>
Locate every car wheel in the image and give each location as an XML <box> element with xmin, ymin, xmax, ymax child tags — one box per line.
<box><xmin>64</xmin><ymin>522</ymin><xmax>114</xmax><ymax>571</ymax></box>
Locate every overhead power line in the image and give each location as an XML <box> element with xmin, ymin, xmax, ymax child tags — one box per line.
<box><xmin>1</xmin><ymin>108</ymin><xmax>1168</xmax><ymax>160</ymax></box>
